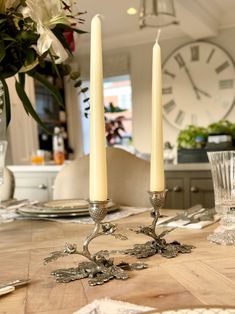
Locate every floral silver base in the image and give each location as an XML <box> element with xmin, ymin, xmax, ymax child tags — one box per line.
<box><xmin>122</xmin><ymin>191</ymin><xmax>194</xmax><ymax>259</ymax></box>
<box><xmin>44</xmin><ymin>200</ymin><xmax>147</xmax><ymax>286</ymax></box>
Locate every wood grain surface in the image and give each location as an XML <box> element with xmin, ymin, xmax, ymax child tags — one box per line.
<box><xmin>0</xmin><ymin>210</ymin><xmax>235</xmax><ymax>314</ymax></box>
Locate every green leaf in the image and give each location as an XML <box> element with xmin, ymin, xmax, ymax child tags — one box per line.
<box><xmin>18</xmin><ymin>73</ymin><xmax>25</xmax><ymax>88</ymax></box>
<box><xmin>15</xmin><ymin>79</ymin><xmax>49</xmax><ymax>133</ymax></box>
<box><xmin>28</xmin><ymin>71</ymin><xmax>64</xmax><ymax>107</ymax></box>
<box><xmin>74</xmin><ymin>79</ymin><xmax>82</xmax><ymax>87</ymax></box>
<box><xmin>0</xmin><ymin>42</ymin><xmax>5</xmax><ymax>63</ymax></box>
<box><xmin>1</xmin><ymin>34</ymin><xmax>16</xmax><ymax>41</ymax></box>
<box><xmin>52</xmin><ymin>27</ymin><xmax>72</xmax><ymax>55</ymax></box>
<box><xmin>1</xmin><ymin>79</ymin><xmax>11</xmax><ymax>126</ymax></box>
<box><xmin>70</xmin><ymin>72</ymin><xmax>80</xmax><ymax>80</ymax></box>
<box><xmin>55</xmin><ymin>23</ymin><xmax>87</xmax><ymax>35</ymax></box>
<box><xmin>0</xmin><ymin>18</ymin><xmax>7</xmax><ymax>25</ymax></box>
<box><xmin>24</xmin><ymin>49</ymin><xmax>37</xmax><ymax>66</ymax></box>
<box><xmin>81</xmin><ymin>87</ymin><xmax>88</xmax><ymax>93</ymax></box>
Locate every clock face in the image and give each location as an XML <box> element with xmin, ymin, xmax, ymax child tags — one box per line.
<box><xmin>162</xmin><ymin>41</ymin><xmax>235</xmax><ymax>130</ymax></box>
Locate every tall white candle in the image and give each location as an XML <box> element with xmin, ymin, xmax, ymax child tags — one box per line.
<box><xmin>150</xmin><ymin>36</ymin><xmax>165</xmax><ymax>191</ymax></box>
<box><xmin>89</xmin><ymin>14</ymin><xmax>107</xmax><ymax>201</ymax></box>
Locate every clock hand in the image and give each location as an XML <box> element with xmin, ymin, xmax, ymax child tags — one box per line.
<box><xmin>195</xmin><ymin>87</ymin><xmax>211</xmax><ymax>98</ymax></box>
<box><xmin>184</xmin><ymin>66</ymin><xmax>201</xmax><ymax>100</ymax></box>
<box><xmin>184</xmin><ymin>67</ymin><xmax>211</xmax><ymax>99</ymax></box>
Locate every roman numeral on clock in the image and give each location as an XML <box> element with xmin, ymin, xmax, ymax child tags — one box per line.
<box><xmin>163</xmin><ymin>100</ymin><xmax>176</xmax><ymax>113</ymax></box>
<box><xmin>191</xmin><ymin>46</ymin><xmax>199</xmax><ymax>61</ymax></box>
<box><xmin>162</xmin><ymin>87</ymin><xmax>172</xmax><ymax>94</ymax></box>
<box><xmin>219</xmin><ymin>79</ymin><xmax>234</xmax><ymax>89</ymax></box>
<box><xmin>174</xmin><ymin>53</ymin><xmax>185</xmax><ymax>68</ymax></box>
<box><xmin>215</xmin><ymin>61</ymin><xmax>230</xmax><ymax>74</ymax></box>
<box><xmin>175</xmin><ymin>110</ymin><xmax>185</xmax><ymax>126</ymax></box>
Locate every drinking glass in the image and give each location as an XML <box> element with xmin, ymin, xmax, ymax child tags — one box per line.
<box><xmin>207</xmin><ymin>150</ymin><xmax>235</xmax><ymax>245</ymax></box>
<box><xmin>0</xmin><ymin>141</ymin><xmax>11</xmax><ymax>223</ymax></box>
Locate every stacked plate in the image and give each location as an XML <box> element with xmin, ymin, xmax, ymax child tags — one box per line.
<box><xmin>17</xmin><ymin>199</ymin><xmax>118</xmax><ymax>218</ymax></box>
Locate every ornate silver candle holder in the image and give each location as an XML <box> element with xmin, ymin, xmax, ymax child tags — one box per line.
<box><xmin>44</xmin><ymin>200</ymin><xmax>147</xmax><ymax>286</ymax></box>
<box><xmin>122</xmin><ymin>190</ymin><xmax>194</xmax><ymax>259</ymax></box>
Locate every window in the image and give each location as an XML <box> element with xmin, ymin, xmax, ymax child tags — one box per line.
<box><xmin>34</xmin><ymin>64</ymin><xmax>69</xmax><ymax>156</ymax></box>
<box><xmin>80</xmin><ymin>75</ymin><xmax>132</xmax><ymax>154</ymax></box>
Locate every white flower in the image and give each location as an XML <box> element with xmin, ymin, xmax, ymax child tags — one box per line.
<box><xmin>22</xmin><ymin>0</ymin><xmax>72</xmax><ymax>63</ymax></box>
<box><xmin>37</xmin><ymin>24</ymin><xmax>68</xmax><ymax>63</ymax></box>
<box><xmin>24</xmin><ymin>0</ymin><xmax>72</xmax><ymax>28</ymax></box>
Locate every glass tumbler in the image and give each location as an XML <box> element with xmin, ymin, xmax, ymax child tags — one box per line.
<box><xmin>0</xmin><ymin>141</ymin><xmax>11</xmax><ymax>223</ymax></box>
<box><xmin>207</xmin><ymin>150</ymin><xmax>235</xmax><ymax>245</ymax></box>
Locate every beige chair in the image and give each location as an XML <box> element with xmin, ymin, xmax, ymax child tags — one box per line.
<box><xmin>53</xmin><ymin>147</ymin><xmax>150</xmax><ymax>207</ymax></box>
<box><xmin>0</xmin><ymin>167</ymin><xmax>15</xmax><ymax>201</ymax></box>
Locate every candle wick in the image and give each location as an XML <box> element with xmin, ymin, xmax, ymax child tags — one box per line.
<box><xmin>156</xmin><ymin>29</ymin><xmax>161</xmax><ymax>43</ymax></box>
<box><xmin>95</xmin><ymin>13</ymin><xmax>105</xmax><ymax>20</ymax></box>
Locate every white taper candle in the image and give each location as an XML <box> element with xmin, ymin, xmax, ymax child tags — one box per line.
<box><xmin>89</xmin><ymin>15</ymin><xmax>107</xmax><ymax>201</ymax></box>
<box><xmin>150</xmin><ymin>32</ymin><xmax>165</xmax><ymax>191</ymax></box>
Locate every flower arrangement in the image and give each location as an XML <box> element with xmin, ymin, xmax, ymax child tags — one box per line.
<box><xmin>105</xmin><ymin>102</ymin><xmax>129</xmax><ymax>146</ymax></box>
<box><xmin>0</xmin><ymin>0</ymin><xmax>85</xmax><ymax>127</ymax></box>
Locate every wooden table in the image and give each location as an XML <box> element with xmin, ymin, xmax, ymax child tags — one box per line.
<box><xmin>0</xmin><ymin>211</ymin><xmax>235</xmax><ymax>314</ymax></box>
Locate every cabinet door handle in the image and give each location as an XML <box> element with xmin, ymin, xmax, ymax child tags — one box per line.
<box><xmin>173</xmin><ymin>186</ymin><xmax>182</xmax><ymax>192</ymax></box>
<box><xmin>191</xmin><ymin>186</ymin><xmax>199</xmax><ymax>193</ymax></box>
<box><xmin>38</xmin><ymin>184</ymin><xmax>47</xmax><ymax>190</ymax></box>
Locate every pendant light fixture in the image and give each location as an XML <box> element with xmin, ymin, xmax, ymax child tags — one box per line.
<box><xmin>139</xmin><ymin>0</ymin><xmax>179</xmax><ymax>29</ymax></box>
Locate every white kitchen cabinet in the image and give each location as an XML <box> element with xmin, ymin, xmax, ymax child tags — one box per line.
<box><xmin>8</xmin><ymin>165</ymin><xmax>62</xmax><ymax>202</ymax></box>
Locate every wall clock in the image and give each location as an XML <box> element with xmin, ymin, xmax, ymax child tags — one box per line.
<box><xmin>162</xmin><ymin>41</ymin><xmax>235</xmax><ymax>130</ymax></box>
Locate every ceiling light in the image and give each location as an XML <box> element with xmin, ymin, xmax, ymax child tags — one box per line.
<box><xmin>127</xmin><ymin>7</ymin><xmax>137</xmax><ymax>15</ymax></box>
<box><xmin>139</xmin><ymin>0</ymin><xmax>179</xmax><ymax>28</ymax></box>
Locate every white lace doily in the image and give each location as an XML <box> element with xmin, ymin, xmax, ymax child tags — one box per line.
<box><xmin>73</xmin><ymin>298</ymin><xmax>153</xmax><ymax>314</ymax></box>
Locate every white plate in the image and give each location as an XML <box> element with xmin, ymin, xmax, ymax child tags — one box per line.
<box><xmin>17</xmin><ymin>199</ymin><xmax>118</xmax><ymax>218</ymax></box>
<box><xmin>43</xmin><ymin>199</ymin><xmax>89</xmax><ymax>209</ymax></box>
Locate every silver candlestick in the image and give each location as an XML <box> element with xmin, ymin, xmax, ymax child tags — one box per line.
<box><xmin>44</xmin><ymin>200</ymin><xmax>147</xmax><ymax>286</ymax></box>
<box><xmin>122</xmin><ymin>190</ymin><xmax>194</xmax><ymax>259</ymax></box>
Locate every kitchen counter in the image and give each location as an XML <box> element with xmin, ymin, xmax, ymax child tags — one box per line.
<box><xmin>164</xmin><ymin>162</ymin><xmax>211</xmax><ymax>171</ymax></box>
<box><xmin>8</xmin><ymin>165</ymin><xmax>63</xmax><ymax>173</ymax></box>
<box><xmin>8</xmin><ymin>164</ymin><xmax>64</xmax><ymax>172</ymax></box>
<box><xmin>8</xmin><ymin>162</ymin><xmax>211</xmax><ymax>173</ymax></box>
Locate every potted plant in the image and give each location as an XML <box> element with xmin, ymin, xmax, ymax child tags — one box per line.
<box><xmin>177</xmin><ymin>125</ymin><xmax>208</xmax><ymax>163</ymax></box>
<box><xmin>104</xmin><ymin>102</ymin><xmax>127</xmax><ymax>146</ymax></box>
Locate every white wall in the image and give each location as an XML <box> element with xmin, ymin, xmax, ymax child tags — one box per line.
<box><xmin>6</xmin><ymin>77</ymin><xmax>39</xmax><ymax>165</ymax></box>
<box><xmin>78</xmin><ymin>26</ymin><xmax>235</xmax><ymax>155</ymax></box>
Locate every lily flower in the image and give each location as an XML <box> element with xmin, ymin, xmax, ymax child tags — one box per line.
<box><xmin>22</xmin><ymin>0</ymin><xmax>72</xmax><ymax>63</ymax></box>
<box><xmin>37</xmin><ymin>24</ymin><xmax>68</xmax><ymax>63</ymax></box>
<box><xmin>24</xmin><ymin>0</ymin><xmax>73</xmax><ymax>28</ymax></box>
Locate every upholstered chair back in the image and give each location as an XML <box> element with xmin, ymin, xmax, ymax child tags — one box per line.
<box><xmin>53</xmin><ymin>147</ymin><xmax>150</xmax><ymax>207</ymax></box>
<box><xmin>0</xmin><ymin>167</ymin><xmax>15</xmax><ymax>201</ymax></box>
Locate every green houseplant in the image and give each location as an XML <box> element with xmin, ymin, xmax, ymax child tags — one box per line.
<box><xmin>177</xmin><ymin>125</ymin><xmax>208</xmax><ymax>149</ymax></box>
<box><xmin>207</xmin><ymin>120</ymin><xmax>233</xmax><ymax>135</ymax></box>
